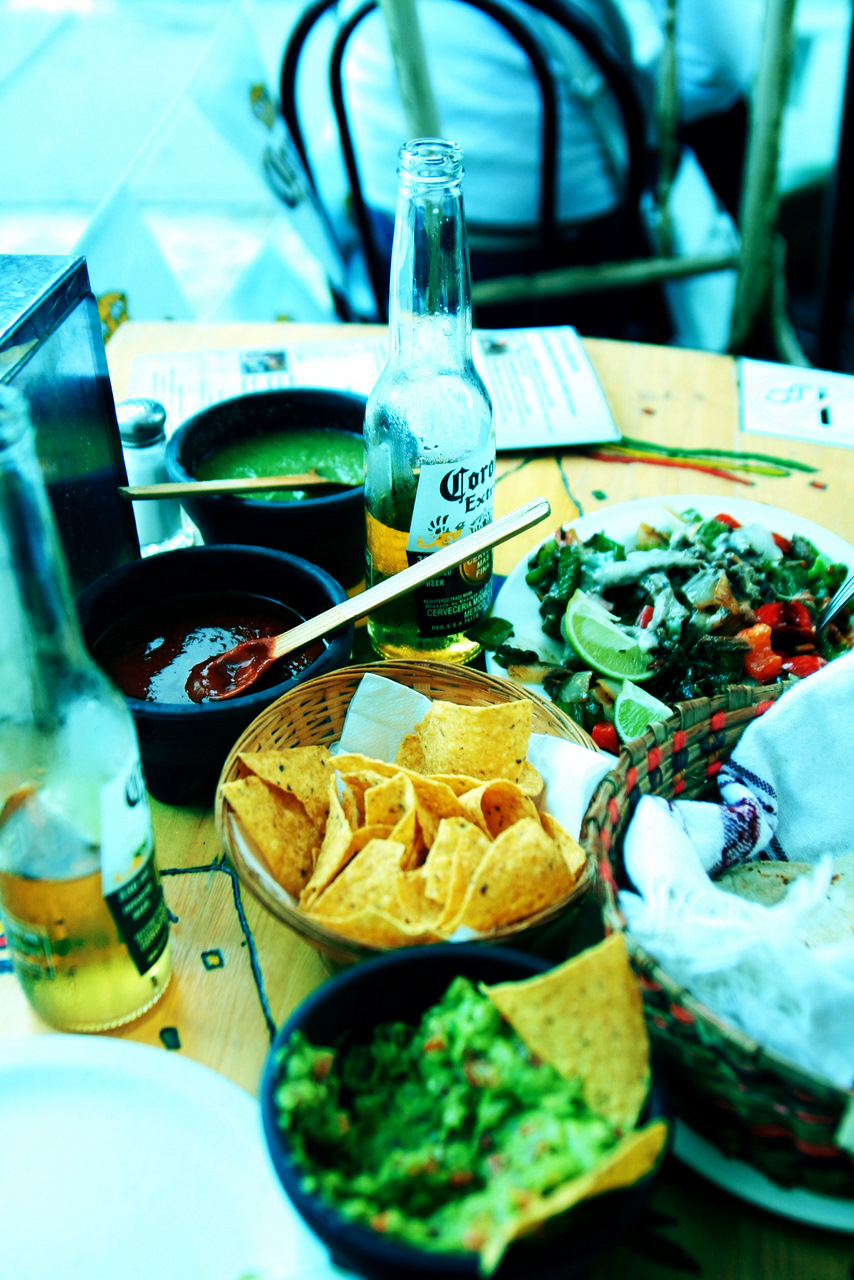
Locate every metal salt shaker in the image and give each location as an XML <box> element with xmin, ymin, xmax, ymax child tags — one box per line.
<box><xmin>116</xmin><ymin>398</ymin><xmax>191</xmax><ymax>556</ymax></box>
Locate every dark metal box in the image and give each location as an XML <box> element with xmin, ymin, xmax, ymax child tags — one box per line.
<box><xmin>0</xmin><ymin>254</ymin><xmax>139</xmax><ymax>592</ymax></box>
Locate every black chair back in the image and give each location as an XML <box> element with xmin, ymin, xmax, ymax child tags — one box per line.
<box><xmin>280</xmin><ymin>0</ymin><xmax>652</xmax><ymax>324</ymax></box>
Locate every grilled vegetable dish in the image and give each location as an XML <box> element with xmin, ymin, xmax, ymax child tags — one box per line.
<box><xmin>491</xmin><ymin>507</ymin><xmax>853</xmax><ymax>739</ymax></box>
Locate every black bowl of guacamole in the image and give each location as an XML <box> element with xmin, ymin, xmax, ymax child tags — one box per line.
<box><xmin>165</xmin><ymin>387</ymin><xmax>367</xmax><ymax>590</ymax></box>
<box><xmin>261</xmin><ymin>945</ymin><xmax>668</xmax><ymax>1280</ymax></box>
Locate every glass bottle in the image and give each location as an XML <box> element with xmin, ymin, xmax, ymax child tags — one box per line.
<box><xmin>0</xmin><ymin>385</ymin><xmax>171</xmax><ymax>1031</ymax></box>
<box><xmin>364</xmin><ymin>138</ymin><xmax>495</xmax><ymax>662</ymax></box>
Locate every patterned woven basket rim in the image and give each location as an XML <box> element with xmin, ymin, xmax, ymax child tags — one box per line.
<box><xmin>584</xmin><ymin>680</ymin><xmax>851</xmax><ymax>1104</ymax></box>
<box><xmin>216</xmin><ymin>660</ymin><xmax>599</xmax><ymax>963</ymax></box>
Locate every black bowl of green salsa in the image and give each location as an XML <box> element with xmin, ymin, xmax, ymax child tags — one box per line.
<box><xmin>261</xmin><ymin>944</ymin><xmax>668</xmax><ymax>1280</ymax></box>
<box><xmin>165</xmin><ymin>387</ymin><xmax>367</xmax><ymax>590</ymax></box>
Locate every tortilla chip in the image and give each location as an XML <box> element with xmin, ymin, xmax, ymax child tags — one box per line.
<box><xmin>348</xmin><ymin>823</ymin><xmax>394</xmax><ymax>851</ymax></box>
<box><xmin>434</xmin><ymin>822</ymin><xmax>493</xmax><ymax>933</ymax></box>
<box><xmin>540</xmin><ymin>811</ymin><xmax>587</xmax><ymax>881</ymax></box>
<box><xmin>394</xmin><ymin>731</ymin><xmax>426</xmax><ymax>773</ymax></box>
<box><xmin>361</xmin><ymin>772</ymin><xmax>427</xmax><ymax>870</ymax></box>
<box><xmin>239</xmin><ymin>747</ymin><xmax>333</xmax><ymax>829</ymax></box>
<box><xmin>396</xmin><ymin>867</ymin><xmax>444</xmax><ymax>928</ymax></box>
<box><xmin>223</xmin><ymin>776</ymin><xmax>319</xmax><ymax>899</ymax></box>
<box><xmin>422</xmin><ymin>817</ymin><xmax>490</xmax><ymax>905</ymax></box>
<box><xmin>478</xmin><ymin>1121</ymin><xmax>668</xmax><ymax>1274</ymax></box>
<box><xmin>309</xmin><ymin>838</ymin><xmax>407</xmax><ymax>919</ymax></box>
<box><xmin>452</xmin><ymin>818</ymin><xmax>576</xmax><ymax>933</ymax></box>
<box><xmin>300</xmin><ymin>779</ymin><xmax>357</xmax><ymax>909</ymax></box>
<box><xmin>428</xmin><ymin>773</ymin><xmax>487</xmax><ymax>796</ymax></box>
<box><xmin>364</xmin><ymin>772</ymin><xmax>415</xmax><ymax>828</ymax></box>
<box><xmin>484</xmin><ymin>933</ymin><xmax>650</xmax><ymax>1131</ymax></box>
<box><xmin>338</xmin><ymin>782</ymin><xmax>361</xmax><ymax>830</ymax></box>
<box><xmin>333</xmin><ymin>753</ymin><xmax>404</xmax><ymax>779</ymax></box>
<box><xmin>406</xmin><ymin>775</ymin><xmax>471</xmax><ymax>845</ymax></box>
<box><xmin>308</xmin><ymin>905</ymin><xmax>442</xmax><ymax>949</ymax></box>
<box><xmin>414</xmin><ymin>699</ymin><xmax>535</xmax><ymax>783</ymax></box>
<box><xmin>515</xmin><ymin>760</ymin><xmax>545</xmax><ymax>800</ymax></box>
<box><xmin>458</xmin><ymin>780</ymin><xmax>540</xmax><ymax>839</ymax></box>
<box><xmin>336</xmin><ymin>769</ymin><xmax>388</xmax><ymax>824</ymax></box>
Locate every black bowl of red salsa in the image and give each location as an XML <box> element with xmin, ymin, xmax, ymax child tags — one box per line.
<box><xmin>164</xmin><ymin>387</ymin><xmax>367</xmax><ymax>591</ymax></box>
<box><xmin>76</xmin><ymin>544</ymin><xmax>353</xmax><ymax>804</ymax></box>
<box><xmin>261</xmin><ymin>944</ymin><xmax>669</xmax><ymax>1280</ymax></box>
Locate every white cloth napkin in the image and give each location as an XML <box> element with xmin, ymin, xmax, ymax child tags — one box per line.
<box><xmin>619</xmin><ymin>650</ymin><xmax>854</xmax><ymax>1088</ymax></box>
<box><xmin>651</xmin><ymin>648</ymin><xmax>854</xmax><ymax>874</ymax></box>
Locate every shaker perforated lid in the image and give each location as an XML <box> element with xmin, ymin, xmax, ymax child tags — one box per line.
<box><xmin>116</xmin><ymin>398</ymin><xmax>167</xmax><ymax>447</ymax></box>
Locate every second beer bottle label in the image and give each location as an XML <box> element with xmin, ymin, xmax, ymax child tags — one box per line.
<box><xmin>101</xmin><ymin>755</ymin><xmax>170</xmax><ymax>974</ymax></box>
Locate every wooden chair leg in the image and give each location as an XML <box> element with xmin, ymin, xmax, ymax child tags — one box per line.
<box><xmin>728</xmin><ymin>0</ymin><xmax>806</xmax><ymax>362</ymax></box>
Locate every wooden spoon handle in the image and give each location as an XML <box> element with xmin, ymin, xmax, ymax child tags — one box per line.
<box><xmin>270</xmin><ymin>497</ymin><xmax>551</xmax><ymax>660</ymax></box>
<box><xmin>119</xmin><ymin>472</ymin><xmax>353</xmax><ymax>500</ymax></box>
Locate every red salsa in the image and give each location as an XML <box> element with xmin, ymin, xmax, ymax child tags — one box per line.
<box><xmin>92</xmin><ymin>592</ymin><xmax>324</xmax><ymax>704</ymax></box>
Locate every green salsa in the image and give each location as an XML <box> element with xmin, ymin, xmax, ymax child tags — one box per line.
<box><xmin>196</xmin><ymin>427</ymin><xmax>364</xmax><ymax>502</ymax></box>
<box><xmin>275</xmin><ymin>976</ymin><xmax>620</xmax><ymax>1259</ymax></box>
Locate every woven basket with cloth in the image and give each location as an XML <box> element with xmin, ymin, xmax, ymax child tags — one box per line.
<box><xmin>582</xmin><ymin>678</ymin><xmax>854</xmax><ymax>1199</ymax></box>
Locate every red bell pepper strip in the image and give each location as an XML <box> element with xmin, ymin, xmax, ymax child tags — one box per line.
<box><xmin>745</xmin><ymin>648</ymin><xmax>784</xmax><ymax>681</ymax></box>
<box><xmin>737</xmin><ymin>623</ymin><xmax>784</xmax><ymax>683</ymax></box>
<box><xmin>753</xmin><ymin>600</ymin><xmax>816</xmax><ymax>650</ymax></box>
<box><xmin>781</xmin><ymin>654</ymin><xmax>827</xmax><ymax>678</ymax></box>
<box><xmin>590</xmin><ymin>721</ymin><xmax>620</xmax><ymax>754</ymax></box>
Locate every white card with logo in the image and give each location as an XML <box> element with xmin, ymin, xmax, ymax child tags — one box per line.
<box><xmin>740</xmin><ymin>358</ymin><xmax>854</xmax><ymax>449</ymax></box>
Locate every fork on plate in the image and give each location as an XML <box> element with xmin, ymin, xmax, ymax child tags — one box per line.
<box><xmin>816</xmin><ymin>571</ymin><xmax>854</xmax><ymax>632</ymax></box>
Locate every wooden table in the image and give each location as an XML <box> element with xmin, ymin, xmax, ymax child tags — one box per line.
<box><xmin>3</xmin><ymin>320</ymin><xmax>853</xmax><ymax>1280</ymax></box>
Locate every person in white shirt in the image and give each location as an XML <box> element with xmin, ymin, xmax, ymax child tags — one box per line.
<box><xmin>291</xmin><ymin>0</ymin><xmax>762</xmax><ymax>327</ymax></box>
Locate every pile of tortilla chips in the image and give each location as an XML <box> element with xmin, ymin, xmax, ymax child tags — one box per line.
<box><xmin>476</xmin><ymin>933</ymin><xmax>668</xmax><ymax>1272</ymax></box>
<box><xmin>222</xmin><ymin>697</ymin><xmax>588</xmax><ymax>949</ymax></box>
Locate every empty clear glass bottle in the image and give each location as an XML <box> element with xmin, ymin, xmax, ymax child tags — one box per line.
<box><xmin>364</xmin><ymin>138</ymin><xmax>495</xmax><ymax>662</ymax></box>
<box><xmin>0</xmin><ymin>385</ymin><xmax>171</xmax><ymax>1031</ymax></box>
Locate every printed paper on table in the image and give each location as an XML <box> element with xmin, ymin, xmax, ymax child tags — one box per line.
<box><xmin>127</xmin><ymin>326</ymin><xmax>620</xmax><ymax>453</ymax></box>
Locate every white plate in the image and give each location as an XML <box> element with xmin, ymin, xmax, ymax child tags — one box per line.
<box><xmin>487</xmin><ymin>495</ymin><xmax>854</xmax><ymax>686</ymax></box>
<box><xmin>0</xmin><ymin>1036</ymin><xmax>339</xmax><ymax>1280</ymax></box>
<box><xmin>673</xmin><ymin>1121</ymin><xmax>854</xmax><ymax>1232</ymax></box>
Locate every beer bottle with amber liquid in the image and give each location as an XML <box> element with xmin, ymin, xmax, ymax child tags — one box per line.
<box><xmin>0</xmin><ymin>385</ymin><xmax>171</xmax><ymax>1031</ymax></box>
<box><xmin>364</xmin><ymin>138</ymin><xmax>495</xmax><ymax>662</ymax></box>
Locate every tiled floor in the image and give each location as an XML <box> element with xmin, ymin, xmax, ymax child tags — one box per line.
<box><xmin>1</xmin><ymin>0</ymin><xmax>852</xmax><ymax>341</ymax></box>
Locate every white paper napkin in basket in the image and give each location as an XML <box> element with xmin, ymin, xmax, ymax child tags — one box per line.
<box><xmin>618</xmin><ymin>650</ymin><xmax>854</xmax><ymax>1090</ymax></box>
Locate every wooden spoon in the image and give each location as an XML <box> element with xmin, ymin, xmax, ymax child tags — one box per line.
<box><xmin>185</xmin><ymin>497</ymin><xmax>551</xmax><ymax>702</ymax></box>
<box><xmin>119</xmin><ymin>472</ymin><xmax>358</xmax><ymax>500</ymax></box>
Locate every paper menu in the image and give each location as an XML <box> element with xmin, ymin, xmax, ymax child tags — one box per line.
<box><xmin>740</xmin><ymin>358</ymin><xmax>854</xmax><ymax>450</ymax></box>
<box><xmin>126</xmin><ymin>325</ymin><xmax>620</xmax><ymax>453</ymax></box>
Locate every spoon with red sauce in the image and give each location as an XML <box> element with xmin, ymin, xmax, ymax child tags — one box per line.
<box><xmin>185</xmin><ymin>497</ymin><xmax>551</xmax><ymax>702</ymax></box>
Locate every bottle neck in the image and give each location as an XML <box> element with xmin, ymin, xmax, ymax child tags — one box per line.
<box><xmin>0</xmin><ymin>392</ymin><xmax>93</xmax><ymax>717</ymax></box>
<box><xmin>387</xmin><ymin>139</ymin><xmax>474</xmax><ymax>369</ymax></box>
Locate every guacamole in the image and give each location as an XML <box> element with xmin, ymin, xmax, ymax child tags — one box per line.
<box><xmin>274</xmin><ymin>976</ymin><xmax>621</xmax><ymax>1257</ymax></box>
<box><xmin>195</xmin><ymin>427</ymin><xmax>363</xmax><ymax>502</ymax></box>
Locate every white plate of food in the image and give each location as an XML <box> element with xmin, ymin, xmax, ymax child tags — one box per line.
<box><xmin>486</xmin><ymin>495</ymin><xmax>854</xmax><ymax>706</ymax></box>
<box><xmin>0</xmin><ymin>1035</ymin><xmax>340</xmax><ymax>1280</ymax></box>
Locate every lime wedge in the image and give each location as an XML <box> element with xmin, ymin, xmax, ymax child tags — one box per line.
<box><xmin>564</xmin><ymin>590</ymin><xmax>656</xmax><ymax>683</ymax></box>
<box><xmin>614</xmin><ymin>680</ymin><xmax>672</xmax><ymax>743</ymax></box>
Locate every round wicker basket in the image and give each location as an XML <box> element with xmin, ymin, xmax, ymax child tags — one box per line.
<box><xmin>581</xmin><ymin>681</ymin><xmax>854</xmax><ymax>1199</ymax></box>
<box><xmin>216</xmin><ymin>661</ymin><xmax>599</xmax><ymax>968</ymax></box>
